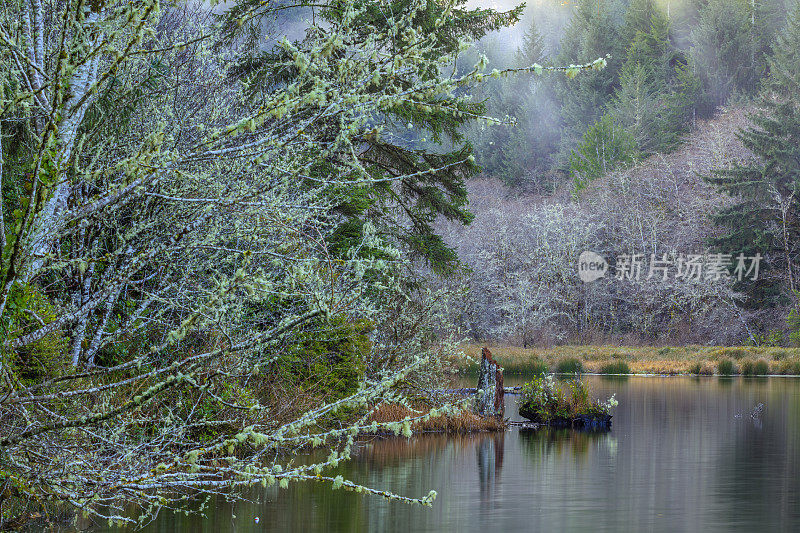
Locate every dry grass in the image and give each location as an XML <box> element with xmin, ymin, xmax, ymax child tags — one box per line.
<box><xmin>367</xmin><ymin>403</ymin><xmax>506</xmax><ymax>433</ymax></box>
<box><xmin>456</xmin><ymin>343</ymin><xmax>800</xmax><ymax>375</ymax></box>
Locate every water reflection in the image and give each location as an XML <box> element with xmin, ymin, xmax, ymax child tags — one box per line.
<box><xmin>88</xmin><ymin>376</ymin><xmax>800</xmax><ymax>533</ymax></box>
<box><xmin>599</xmin><ymin>374</ymin><xmax>630</xmax><ymax>384</ymax></box>
<box><xmin>712</xmin><ymin>383</ymin><xmax>800</xmax><ymax>530</ymax></box>
<box><xmin>519</xmin><ymin>427</ymin><xmax>615</xmax><ymax>463</ymax></box>
<box><xmin>477</xmin><ymin>433</ymin><xmax>504</xmax><ymax>507</ymax></box>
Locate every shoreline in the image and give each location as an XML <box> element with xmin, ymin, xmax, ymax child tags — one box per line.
<box><xmin>454</xmin><ymin>343</ymin><xmax>800</xmax><ymax>377</ymax></box>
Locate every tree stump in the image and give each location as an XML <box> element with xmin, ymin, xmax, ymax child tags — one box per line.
<box><xmin>476</xmin><ymin>347</ymin><xmax>504</xmax><ymax>417</ymax></box>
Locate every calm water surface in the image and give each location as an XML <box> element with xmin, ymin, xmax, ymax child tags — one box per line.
<box><xmin>113</xmin><ymin>376</ymin><xmax>800</xmax><ymax>532</ymax></box>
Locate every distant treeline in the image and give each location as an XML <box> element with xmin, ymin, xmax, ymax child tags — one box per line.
<box><xmin>437</xmin><ymin>0</ymin><xmax>800</xmax><ymax>347</ymax></box>
<box><xmin>463</xmin><ymin>0</ymin><xmax>790</xmax><ymax>192</ymax></box>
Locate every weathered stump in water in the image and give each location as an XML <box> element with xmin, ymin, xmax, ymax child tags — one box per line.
<box><xmin>476</xmin><ymin>347</ymin><xmax>504</xmax><ymax>417</ymax></box>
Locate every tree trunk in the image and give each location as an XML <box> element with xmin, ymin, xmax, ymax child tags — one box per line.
<box><xmin>25</xmin><ymin>7</ymin><xmax>102</xmax><ymax>281</ymax></box>
<box><xmin>476</xmin><ymin>347</ymin><xmax>504</xmax><ymax>418</ymax></box>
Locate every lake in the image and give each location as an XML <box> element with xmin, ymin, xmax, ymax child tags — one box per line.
<box><xmin>101</xmin><ymin>376</ymin><xmax>800</xmax><ymax>532</ymax></box>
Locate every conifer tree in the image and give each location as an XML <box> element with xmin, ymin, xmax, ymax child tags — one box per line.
<box><xmin>570</xmin><ymin>112</ymin><xmax>639</xmax><ymax>188</ymax></box>
<box><xmin>224</xmin><ymin>0</ymin><xmax>523</xmax><ymax>274</ymax></box>
<box><xmin>621</xmin><ymin>0</ymin><xmax>661</xmax><ymax>47</ymax></box>
<box><xmin>612</xmin><ymin>62</ymin><xmax>665</xmax><ymax>151</ymax></box>
<box><xmin>449</xmin><ymin>17</ymin><xmax>562</xmax><ymax>190</ymax></box>
<box><xmin>516</xmin><ymin>16</ymin><xmax>547</xmax><ymax>67</ymax></box>
<box><xmin>706</xmin><ymin>2</ymin><xmax>800</xmax><ymax>306</ymax></box>
<box><xmin>498</xmin><ymin>17</ymin><xmax>561</xmax><ymax>189</ymax></box>
<box><xmin>689</xmin><ymin>0</ymin><xmax>766</xmax><ymax>112</ymax></box>
<box><xmin>625</xmin><ymin>8</ymin><xmax>679</xmax><ymax>86</ymax></box>
<box><xmin>611</xmin><ymin>10</ymin><xmax>698</xmax><ymax>153</ymax></box>
<box><xmin>554</xmin><ymin>0</ymin><xmax>626</xmax><ymax>158</ymax></box>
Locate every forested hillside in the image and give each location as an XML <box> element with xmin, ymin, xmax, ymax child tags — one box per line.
<box><xmin>466</xmin><ymin>0</ymin><xmax>788</xmax><ymax>191</ymax></box>
<box><xmin>441</xmin><ymin>106</ymin><xmax>762</xmax><ymax>345</ymax></box>
<box><xmin>442</xmin><ymin>0</ymin><xmax>800</xmax><ymax>347</ymax></box>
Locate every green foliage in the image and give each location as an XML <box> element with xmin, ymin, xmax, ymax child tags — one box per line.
<box><xmin>740</xmin><ymin>358</ymin><xmax>770</xmax><ymax>375</ymax></box>
<box><xmin>610</xmin><ymin>62</ymin><xmax>671</xmax><ymax>152</ymax></box>
<box><xmin>528</xmin><ymin>359</ymin><xmax>549</xmax><ymax>376</ymax></box>
<box><xmin>516</xmin><ymin>15</ymin><xmax>547</xmax><ymax>68</ymax></box>
<box><xmin>620</xmin><ymin>0</ymin><xmax>661</xmax><ymax>47</ymax></box>
<box><xmin>2</xmin><ymin>284</ymin><xmax>68</xmax><ymax>384</ymax></box>
<box><xmin>688</xmin><ymin>361</ymin><xmax>703</xmax><ymax>375</ymax></box>
<box><xmin>750</xmin><ymin>328</ymin><xmax>786</xmax><ymax>347</ymax></box>
<box><xmin>717</xmin><ymin>358</ymin><xmax>736</xmax><ymax>375</ymax></box>
<box><xmin>610</xmin><ymin>11</ymin><xmax>698</xmax><ymax>154</ymax></box>
<box><xmin>519</xmin><ymin>375</ymin><xmax>570</xmax><ymax>422</ymax></box>
<box><xmin>463</xmin><ymin>21</ymin><xmax>562</xmax><ymax>190</ymax></box>
<box><xmin>275</xmin><ymin>316</ymin><xmax>373</xmax><ymax>399</ymax></box>
<box><xmin>689</xmin><ymin>0</ymin><xmax>767</xmax><ymax>112</ymax></box>
<box><xmin>83</xmin><ymin>57</ymin><xmax>170</xmax><ymax>136</ymax></box>
<box><xmin>771</xmin><ymin>349</ymin><xmax>790</xmax><ymax>360</ymax></box>
<box><xmin>229</xmin><ymin>0</ymin><xmax>524</xmax><ymax>275</ymax></box>
<box><xmin>599</xmin><ymin>360</ymin><xmax>631</xmax><ymax>374</ymax></box>
<box><xmin>555</xmin><ymin>357</ymin><xmax>584</xmax><ymax>374</ymax></box>
<box><xmin>570</xmin><ymin>113</ymin><xmax>639</xmax><ymax>189</ymax></box>
<box><xmin>0</xmin><ymin>125</ymin><xmax>31</xmax><ymax>247</ymax></box>
<box><xmin>554</xmin><ymin>0</ymin><xmax>626</xmax><ymax>141</ymax></box>
<box><xmin>707</xmin><ymin>3</ymin><xmax>800</xmax><ymax>307</ymax></box>
<box><xmin>788</xmin><ymin>303</ymin><xmax>800</xmax><ymax>346</ymax></box>
<box><xmin>777</xmin><ymin>358</ymin><xmax>800</xmax><ymax>374</ymax></box>
<box><xmin>711</xmin><ymin>347</ymin><xmax>752</xmax><ymax>360</ymax></box>
<box><xmin>519</xmin><ymin>375</ymin><xmax>615</xmax><ymax>423</ymax></box>
<box><xmin>568</xmin><ymin>378</ymin><xmax>592</xmax><ymax>412</ymax></box>
<box><xmin>93</xmin><ymin>328</ymin><xmax>153</xmax><ymax>368</ymax></box>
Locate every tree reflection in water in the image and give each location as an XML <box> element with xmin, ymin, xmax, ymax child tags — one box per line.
<box><xmin>477</xmin><ymin>432</ymin><xmax>505</xmax><ymax>507</ymax></box>
<box><xmin>88</xmin><ymin>377</ymin><xmax>800</xmax><ymax>533</ymax></box>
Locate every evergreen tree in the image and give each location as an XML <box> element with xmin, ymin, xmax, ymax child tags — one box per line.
<box><xmin>553</xmin><ymin>0</ymin><xmax>626</xmax><ymax>162</ymax></box>
<box><xmin>463</xmin><ymin>23</ymin><xmax>562</xmax><ymax>190</ymax></box>
<box><xmin>706</xmin><ymin>2</ymin><xmax>800</xmax><ymax>306</ymax></box>
<box><xmin>516</xmin><ymin>16</ymin><xmax>547</xmax><ymax>67</ymax></box>
<box><xmin>621</xmin><ymin>0</ymin><xmax>661</xmax><ymax>47</ymax></box>
<box><xmin>460</xmin><ymin>40</ymin><xmax>523</xmax><ymax>184</ymax></box>
<box><xmin>611</xmin><ymin>62</ymin><xmax>666</xmax><ymax>151</ymax></box>
<box><xmin>496</xmin><ymin>81</ymin><xmax>562</xmax><ymax>190</ymax></box>
<box><xmin>570</xmin><ymin>112</ymin><xmax>640</xmax><ymax>189</ymax></box>
<box><xmin>500</xmin><ymin>17</ymin><xmax>561</xmax><ymax>190</ymax></box>
<box><xmin>224</xmin><ymin>0</ymin><xmax>523</xmax><ymax>274</ymax></box>
<box><xmin>689</xmin><ymin>0</ymin><xmax>766</xmax><ymax>113</ymax></box>
<box><xmin>625</xmin><ymin>8</ymin><xmax>679</xmax><ymax>86</ymax></box>
<box><xmin>610</xmin><ymin>11</ymin><xmax>698</xmax><ymax>153</ymax></box>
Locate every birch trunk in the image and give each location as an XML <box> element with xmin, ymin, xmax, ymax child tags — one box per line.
<box><xmin>69</xmin><ymin>261</ymin><xmax>95</xmax><ymax>366</ymax></box>
<box><xmin>0</xmin><ymin>121</ymin><xmax>5</xmax><ymax>252</ymax></box>
<box><xmin>26</xmin><ymin>8</ymin><xmax>102</xmax><ymax>280</ymax></box>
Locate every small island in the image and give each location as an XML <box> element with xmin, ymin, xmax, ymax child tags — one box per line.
<box><xmin>518</xmin><ymin>375</ymin><xmax>617</xmax><ymax>430</ymax></box>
